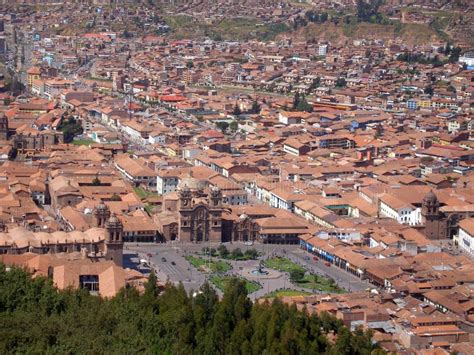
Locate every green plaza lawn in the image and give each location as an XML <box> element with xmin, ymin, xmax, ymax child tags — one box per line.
<box><xmin>295</xmin><ymin>274</ymin><xmax>346</xmax><ymax>294</ymax></box>
<box><xmin>263</xmin><ymin>257</ymin><xmax>306</xmax><ymax>274</ymax></box>
<box><xmin>185</xmin><ymin>256</ymin><xmax>232</xmax><ymax>273</ymax></box>
<box><xmin>72</xmin><ymin>139</ymin><xmax>95</xmax><ymax>146</ymax></box>
<box><xmin>210</xmin><ymin>275</ymin><xmax>262</xmax><ymax>294</ymax></box>
<box><xmin>263</xmin><ymin>257</ymin><xmax>345</xmax><ymax>293</ymax></box>
<box><xmin>265</xmin><ymin>289</ymin><xmax>312</xmax><ymax>298</ymax></box>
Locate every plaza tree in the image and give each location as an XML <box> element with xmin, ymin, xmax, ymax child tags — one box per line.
<box><xmin>289</xmin><ymin>269</ymin><xmax>305</xmax><ymax>283</ymax></box>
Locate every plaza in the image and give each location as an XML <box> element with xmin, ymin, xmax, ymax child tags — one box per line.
<box><xmin>126</xmin><ymin>241</ymin><xmax>371</xmax><ymax>298</ymax></box>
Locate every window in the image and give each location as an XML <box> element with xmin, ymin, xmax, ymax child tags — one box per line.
<box><xmin>79</xmin><ymin>275</ymin><xmax>99</xmax><ymax>292</ymax></box>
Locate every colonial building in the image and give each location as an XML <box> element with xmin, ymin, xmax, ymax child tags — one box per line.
<box><xmin>0</xmin><ymin>202</ymin><xmax>124</xmax><ymax>267</ymax></box>
<box><xmin>13</xmin><ymin>126</ymin><xmax>64</xmax><ymax>152</ymax></box>
<box><xmin>422</xmin><ymin>191</ymin><xmax>474</xmax><ymax>240</ymax></box>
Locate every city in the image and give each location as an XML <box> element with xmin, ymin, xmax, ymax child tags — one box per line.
<box><xmin>0</xmin><ymin>0</ymin><xmax>473</xmax><ymax>353</ymax></box>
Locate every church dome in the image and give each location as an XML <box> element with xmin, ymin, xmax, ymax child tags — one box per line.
<box><xmin>96</xmin><ymin>200</ymin><xmax>108</xmax><ymax>212</ymax></box>
<box><xmin>106</xmin><ymin>213</ymin><xmax>121</xmax><ymax>226</ymax></box>
<box><xmin>423</xmin><ymin>191</ymin><xmax>438</xmax><ymax>204</ymax></box>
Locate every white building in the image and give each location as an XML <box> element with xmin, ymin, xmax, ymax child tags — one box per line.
<box><xmin>459</xmin><ymin>52</ymin><xmax>474</xmax><ymax>67</ymax></box>
<box><xmin>156</xmin><ymin>170</ymin><xmax>180</xmax><ymax>195</ymax></box>
<box><xmin>318</xmin><ymin>44</ymin><xmax>328</xmax><ymax>56</ymax></box>
<box><xmin>379</xmin><ymin>194</ymin><xmax>421</xmax><ymax>226</ymax></box>
<box><xmin>456</xmin><ymin>218</ymin><xmax>474</xmax><ymax>256</ymax></box>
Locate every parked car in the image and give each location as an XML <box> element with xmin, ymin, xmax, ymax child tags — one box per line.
<box><xmin>325</xmin><ymin>262</ymin><xmax>331</xmax><ymax>267</ymax></box>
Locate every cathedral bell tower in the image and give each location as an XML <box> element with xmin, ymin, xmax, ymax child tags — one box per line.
<box><xmin>105</xmin><ymin>213</ymin><xmax>124</xmax><ymax>267</ymax></box>
<box><xmin>93</xmin><ymin>200</ymin><xmax>111</xmax><ymax>228</ymax></box>
<box><xmin>422</xmin><ymin>191</ymin><xmax>443</xmax><ymax>240</ymax></box>
<box><xmin>208</xmin><ymin>186</ymin><xmax>223</xmax><ymax>242</ymax></box>
<box><xmin>0</xmin><ymin>113</ymin><xmax>8</xmax><ymax>140</ymax></box>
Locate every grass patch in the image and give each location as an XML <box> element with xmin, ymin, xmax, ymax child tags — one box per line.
<box><xmin>133</xmin><ymin>187</ymin><xmax>159</xmax><ymax>199</ymax></box>
<box><xmin>264</xmin><ymin>257</ymin><xmax>306</xmax><ymax>274</ymax></box>
<box><xmin>144</xmin><ymin>204</ymin><xmax>154</xmax><ymax>215</ymax></box>
<box><xmin>295</xmin><ymin>274</ymin><xmax>346</xmax><ymax>294</ymax></box>
<box><xmin>87</xmin><ymin>76</ymin><xmax>112</xmax><ymax>82</ymax></box>
<box><xmin>265</xmin><ymin>289</ymin><xmax>312</xmax><ymax>298</ymax></box>
<box><xmin>72</xmin><ymin>139</ymin><xmax>94</xmax><ymax>146</ymax></box>
<box><xmin>164</xmin><ymin>15</ymin><xmax>290</xmax><ymax>41</ymax></box>
<box><xmin>186</xmin><ymin>256</ymin><xmax>232</xmax><ymax>273</ymax></box>
<box><xmin>201</xmin><ymin>246</ymin><xmax>260</xmax><ymax>261</ymax></box>
<box><xmin>210</xmin><ymin>275</ymin><xmax>261</xmax><ymax>294</ymax></box>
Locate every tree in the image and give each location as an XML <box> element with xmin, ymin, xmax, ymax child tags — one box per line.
<box><xmin>186</xmin><ymin>61</ymin><xmax>194</xmax><ymax>69</ymax></box>
<box><xmin>309</xmin><ymin>77</ymin><xmax>321</xmax><ymax>91</ymax></box>
<box><xmin>232</xmin><ymin>104</ymin><xmax>242</xmax><ymax>116</ymax></box>
<box><xmin>229</xmin><ymin>120</ymin><xmax>238</xmax><ymax>132</ymax></box>
<box><xmin>110</xmin><ymin>193</ymin><xmax>121</xmax><ymax>201</ymax></box>
<box><xmin>335</xmin><ymin>77</ymin><xmax>347</xmax><ymax>88</ymax></box>
<box><xmin>218</xmin><ymin>245</ymin><xmax>229</xmax><ymax>259</ymax></box>
<box><xmin>121</xmin><ymin>30</ymin><xmax>133</xmax><ymax>38</ymax></box>
<box><xmin>444</xmin><ymin>42</ymin><xmax>452</xmax><ymax>55</ymax></box>
<box><xmin>0</xmin><ymin>266</ymin><xmax>379</xmax><ymax>354</ymax></box>
<box><xmin>231</xmin><ymin>248</ymin><xmax>244</xmax><ymax>260</ymax></box>
<box><xmin>449</xmin><ymin>47</ymin><xmax>462</xmax><ymax>63</ymax></box>
<box><xmin>91</xmin><ymin>175</ymin><xmax>101</xmax><ymax>186</ymax></box>
<box><xmin>292</xmin><ymin>93</ymin><xmax>313</xmax><ymax>113</ymax></box>
<box><xmin>249</xmin><ymin>100</ymin><xmax>261</xmax><ymax>114</ymax></box>
<box><xmin>58</xmin><ymin>115</ymin><xmax>83</xmax><ymax>143</ymax></box>
<box><xmin>424</xmin><ymin>85</ymin><xmax>434</xmax><ymax>96</ymax></box>
<box><xmin>244</xmin><ymin>249</ymin><xmax>259</xmax><ymax>260</ymax></box>
<box><xmin>289</xmin><ymin>269</ymin><xmax>305</xmax><ymax>283</ymax></box>
<box><xmin>215</xmin><ymin>121</ymin><xmax>229</xmax><ymax>133</ymax></box>
<box><xmin>144</xmin><ymin>271</ymin><xmax>159</xmax><ymax>301</ymax></box>
<box><xmin>356</xmin><ymin>0</ymin><xmax>383</xmax><ymax>23</ymax></box>
<box><xmin>292</xmin><ymin>92</ymin><xmax>301</xmax><ymax>110</ymax></box>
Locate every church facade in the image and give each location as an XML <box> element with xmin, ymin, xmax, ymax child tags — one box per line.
<box><xmin>156</xmin><ymin>174</ymin><xmax>224</xmax><ymax>243</ymax></box>
<box><xmin>178</xmin><ymin>185</ymin><xmax>223</xmax><ymax>243</ymax></box>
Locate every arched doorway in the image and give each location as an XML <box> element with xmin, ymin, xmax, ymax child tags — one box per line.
<box><xmin>196</xmin><ymin>227</ymin><xmax>203</xmax><ymax>242</ymax></box>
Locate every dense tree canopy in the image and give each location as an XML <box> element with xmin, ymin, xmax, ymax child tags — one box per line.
<box><xmin>356</xmin><ymin>0</ymin><xmax>384</xmax><ymax>23</ymax></box>
<box><xmin>0</xmin><ymin>265</ymin><xmax>381</xmax><ymax>354</ymax></box>
<box><xmin>57</xmin><ymin>115</ymin><xmax>83</xmax><ymax>143</ymax></box>
<box><xmin>292</xmin><ymin>92</ymin><xmax>313</xmax><ymax>113</ymax></box>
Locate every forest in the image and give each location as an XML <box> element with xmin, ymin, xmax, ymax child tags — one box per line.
<box><xmin>0</xmin><ymin>265</ymin><xmax>384</xmax><ymax>354</ymax></box>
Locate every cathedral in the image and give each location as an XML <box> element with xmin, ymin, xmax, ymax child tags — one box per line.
<box><xmin>155</xmin><ymin>173</ymin><xmax>224</xmax><ymax>243</ymax></box>
<box><xmin>154</xmin><ymin>173</ymin><xmax>305</xmax><ymax>244</ymax></box>
<box><xmin>0</xmin><ymin>201</ymin><xmax>124</xmax><ymax>267</ymax></box>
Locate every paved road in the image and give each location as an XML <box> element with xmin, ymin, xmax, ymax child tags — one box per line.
<box><xmin>127</xmin><ymin>242</ymin><xmax>371</xmax><ymax>297</ymax></box>
<box><xmin>129</xmin><ymin>244</ymin><xmax>207</xmax><ymax>293</ymax></box>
